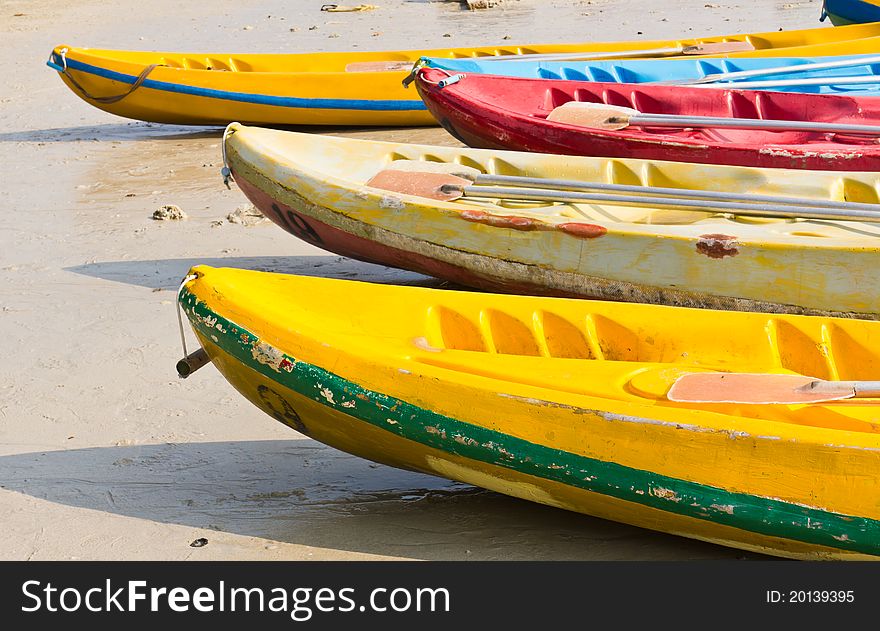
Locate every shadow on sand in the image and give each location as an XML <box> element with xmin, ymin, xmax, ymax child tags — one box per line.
<box><xmin>0</xmin><ymin>440</ymin><xmax>757</xmax><ymax>560</ymax></box>
<box><xmin>65</xmin><ymin>255</ymin><xmax>452</xmax><ymax>292</ymax></box>
<box><xmin>0</xmin><ymin>122</ymin><xmax>444</xmax><ymax>144</ymax></box>
<box><xmin>0</xmin><ymin>123</ymin><xmax>224</xmax><ymax>143</ymax></box>
<box><xmin>59</xmin><ymin>255</ymin><xmax>759</xmax><ymax>559</ymax></box>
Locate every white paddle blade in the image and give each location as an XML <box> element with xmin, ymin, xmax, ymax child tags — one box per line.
<box><xmin>546</xmin><ymin>102</ymin><xmax>639</xmax><ymax>130</ymax></box>
<box><xmin>667</xmin><ymin>372</ymin><xmax>855</xmax><ymax>405</ymax></box>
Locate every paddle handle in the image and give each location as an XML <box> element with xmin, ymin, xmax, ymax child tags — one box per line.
<box><xmin>656</xmin><ymin>54</ymin><xmax>880</xmax><ymax>86</ymax></box>
<box><xmin>474</xmin><ymin>174</ymin><xmax>880</xmax><ymax>214</ymax></box>
<box><xmin>802</xmin><ymin>380</ymin><xmax>880</xmax><ymax>397</ymax></box>
<box><xmin>459</xmin><ymin>185</ymin><xmax>880</xmax><ymax>222</ymax></box>
<box><xmin>627</xmin><ymin>113</ymin><xmax>880</xmax><ymax>135</ymax></box>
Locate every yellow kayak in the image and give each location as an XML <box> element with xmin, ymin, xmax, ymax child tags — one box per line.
<box><xmin>48</xmin><ymin>21</ymin><xmax>880</xmax><ymax>126</ymax></box>
<box><xmin>224</xmin><ymin>123</ymin><xmax>880</xmax><ymax>318</ymax></box>
<box><xmin>179</xmin><ymin>266</ymin><xmax>880</xmax><ymax>559</ymax></box>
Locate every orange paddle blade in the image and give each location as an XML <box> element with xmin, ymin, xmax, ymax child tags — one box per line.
<box><xmin>667</xmin><ymin>372</ymin><xmax>854</xmax><ymax>405</ymax></box>
<box><xmin>364</xmin><ymin>169</ymin><xmax>469</xmax><ymax>201</ymax></box>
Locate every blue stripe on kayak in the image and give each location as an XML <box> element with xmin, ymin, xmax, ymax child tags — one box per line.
<box><xmin>46</xmin><ymin>54</ymin><xmax>428</xmax><ymax>112</ymax></box>
<box><xmin>422</xmin><ymin>54</ymin><xmax>880</xmax><ymax>94</ymax></box>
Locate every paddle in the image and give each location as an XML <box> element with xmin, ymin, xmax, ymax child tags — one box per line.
<box><xmin>657</xmin><ymin>55</ymin><xmax>880</xmax><ymax>86</ymax></box>
<box><xmin>350</xmin><ymin>41</ymin><xmax>754</xmax><ymax>72</ymax></box>
<box><xmin>364</xmin><ymin>168</ymin><xmax>880</xmax><ymax>223</ymax></box>
<box><xmin>546</xmin><ymin>101</ymin><xmax>880</xmax><ymax>135</ymax></box>
<box><xmin>667</xmin><ymin>372</ymin><xmax>880</xmax><ymax>404</ymax></box>
<box><xmin>653</xmin><ymin>54</ymin><xmax>880</xmax><ymax>86</ymax></box>
<box><xmin>689</xmin><ymin>75</ymin><xmax>880</xmax><ymax>90</ymax></box>
<box><xmin>480</xmin><ymin>41</ymin><xmax>755</xmax><ymax>63</ymax></box>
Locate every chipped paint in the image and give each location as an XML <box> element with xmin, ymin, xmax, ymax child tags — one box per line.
<box><xmin>425</xmin><ymin>425</ymin><xmax>447</xmax><ymax>438</ymax></box>
<box><xmin>454</xmin><ymin>434</ymin><xmax>479</xmax><ymax>447</ymax></box>
<box><xmin>379</xmin><ymin>195</ymin><xmax>405</xmax><ymax>210</ymax></box>
<box><xmin>711</xmin><ymin>504</ymin><xmax>736</xmax><ymax>515</ymax></box>
<box><xmin>696</xmin><ymin>233</ymin><xmax>739</xmax><ymax>259</ymax></box>
<box><xmin>460</xmin><ymin>209</ymin><xmax>539</xmax><ymax>231</ymax></box>
<box><xmin>651</xmin><ymin>487</ymin><xmax>682</xmax><ymax>502</ymax></box>
<box><xmin>498</xmin><ymin>392</ymin><xmax>758</xmax><ymax>441</ymax></box>
<box><xmin>759</xmin><ymin>147</ymin><xmax>864</xmax><ymax>160</ymax></box>
<box><xmin>341</xmin><ymin>400</ymin><xmax>356</xmax><ymax>408</ymax></box>
<box><xmin>318</xmin><ymin>386</ymin><xmax>336</xmax><ymax>404</ymax></box>
<box><xmin>251</xmin><ymin>341</ymin><xmax>287</xmax><ymax>372</ymax></box>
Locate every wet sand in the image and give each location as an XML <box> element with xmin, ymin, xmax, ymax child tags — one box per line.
<box><xmin>0</xmin><ymin>0</ymin><xmax>825</xmax><ymax>560</ymax></box>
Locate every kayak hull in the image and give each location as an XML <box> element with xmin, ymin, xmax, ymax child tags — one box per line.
<box><xmin>225</xmin><ymin>124</ymin><xmax>880</xmax><ymax>317</ymax></box>
<box><xmin>179</xmin><ymin>267</ymin><xmax>880</xmax><ymax>560</ymax></box>
<box><xmin>822</xmin><ymin>0</ymin><xmax>880</xmax><ymax>26</ymax></box>
<box><xmin>421</xmin><ymin>54</ymin><xmax>880</xmax><ymax>95</ymax></box>
<box><xmin>48</xmin><ymin>22</ymin><xmax>880</xmax><ymax>126</ymax></box>
<box><xmin>415</xmin><ymin>68</ymin><xmax>880</xmax><ymax>171</ymax></box>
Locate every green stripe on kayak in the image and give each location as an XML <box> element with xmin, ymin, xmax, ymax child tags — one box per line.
<box><xmin>181</xmin><ymin>288</ymin><xmax>880</xmax><ymax>556</ymax></box>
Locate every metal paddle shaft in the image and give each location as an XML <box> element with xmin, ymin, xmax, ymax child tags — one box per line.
<box><xmin>800</xmin><ymin>380</ymin><xmax>880</xmax><ymax>397</ymax></box>
<box><xmin>624</xmin><ymin>112</ymin><xmax>880</xmax><ymax>135</ymax></box>
<box><xmin>366</xmin><ymin>168</ymin><xmax>880</xmax><ymax>222</ymax></box>
<box><xmin>690</xmin><ymin>75</ymin><xmax>880</xmax><ymax>90</ymax></box>
<box><xmin>473</xmin><ymin>174</ymin><xmax>880</xmax><ymax>214</ymax></box>
<box><xmin>454</xmin><ymin>185</ymin><xmax>880</xmax><ymax>222</ymax></box>
<box><xmin>547</xmin><ymin>101</ymin><xmax>880</xmax><ymax>135</ymax></box>
<box><xmin>655</xmin><ymin>54</ymin><xmax>880</xmax><ymax>86</ymax></box>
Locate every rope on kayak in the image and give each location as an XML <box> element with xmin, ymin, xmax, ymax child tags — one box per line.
<box><xmin>220</xmin><ymin>123</ymin><xmax>238</xmax><ymax>189</ymax></box>
<box><xmin>57</xmin><ymin>47</ymin><xmax>159</xmax><ymax>104</ymax></box>
<box><xmin>176</xmin><ymin>274</ymin><xmax>199</xmax><ymax>358</ymax></box>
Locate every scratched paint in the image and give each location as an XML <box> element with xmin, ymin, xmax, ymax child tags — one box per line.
<box><xmin>460</xmin><ymin>210</ymin><xmax>539</xmax><ymax>231</ymax></box>
<box><xmin>696</xmin><ymin>234</ymin><xmax>740</xmax><ymax>259</ymax></box>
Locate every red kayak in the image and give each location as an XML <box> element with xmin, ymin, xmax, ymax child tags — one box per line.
<box><xmin>415</xmin><ymin>67</ymin><xmax>880</xmax><ymax>171</ymax></box>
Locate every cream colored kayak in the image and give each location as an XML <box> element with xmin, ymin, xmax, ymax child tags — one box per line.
<box><xmin>224</xmin><ymin>123</ymin><xmax>880</xmax><ymax>318</ymax></box>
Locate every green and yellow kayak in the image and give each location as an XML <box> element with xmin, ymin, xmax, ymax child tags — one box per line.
<box><xmin>179</xmin><ymin>267</ymin><xmax>880</xmax><ymax>559</ymax></box>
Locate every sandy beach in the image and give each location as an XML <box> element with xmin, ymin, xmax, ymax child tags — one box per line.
<box><xmin>0</xmin><ymin>0</ymin><xmax>827</xmax><ymax>561</ymax></box>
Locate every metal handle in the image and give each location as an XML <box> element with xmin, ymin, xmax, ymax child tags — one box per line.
<box><xmin>177</xmin><ymin>348</ymin><xmax>210</xmax><ymax>378</ymax></box>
